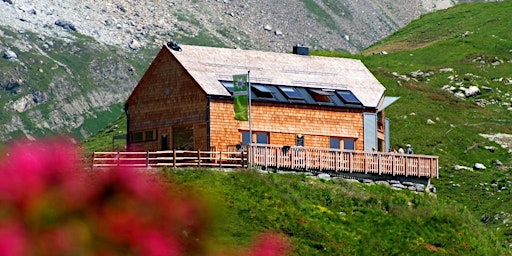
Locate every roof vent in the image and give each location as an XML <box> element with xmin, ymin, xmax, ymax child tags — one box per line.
<box><xmin>293</xmin><ymin>44</ymin><xmax>309</xmax><ymax>56</ymax></box>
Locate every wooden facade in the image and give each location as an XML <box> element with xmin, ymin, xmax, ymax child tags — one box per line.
<box><xmin>125</xmin><ymin>44</ymin><xmax>396</xmax><ymax>153</ymax></box>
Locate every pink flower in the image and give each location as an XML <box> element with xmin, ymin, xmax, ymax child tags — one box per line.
<box><xmin>246</xmin><ymin>232</ymin><xmax>291</xmax><ymax>256</ymax></box>
<box><xmin>0</xmin><ymin>222</ymin><xmax>28</xmax><ymax>256</ymax></box>
<box><xmin>0</xmin><ymin>137</ymin><xmax>291</xmax><ymax>256</ymax></box>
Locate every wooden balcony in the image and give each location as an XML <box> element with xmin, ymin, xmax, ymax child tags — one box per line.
<box><xmin>90</xmin><ymin>144</ymin><xmax>438</xmax><ymax>179</ymax></box>
<box><xmin>249</xmin><ymin>144</ymin><xmax>438</xmax><ymax>179</ymax></box>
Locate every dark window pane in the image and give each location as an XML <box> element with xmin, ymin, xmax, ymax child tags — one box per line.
<box><xmin>280</xmin><ymin>86</ymin><xmax>304</xmax><ymax>99</ymax></box>
<box><xmin>145</xmin><ymin>130</ymin><xmax>154</xmax><ymax>141</ymax></box>
<box><xmin>343</xmin><ymin>139</ymin><xmax>355</xmax><ymax>150</ymax></box>
<box><xmin>308</xmin><ymin>89</ymin><xmax>332</xmax><ymax>103</ymax></box>
<box><xmin>241</xmin><ymin>131</ymin><xmax>251</xmax><ymax>143</ymax></box>
<box><xmin>173</xmin><ymin>126</ymin><xmax>194</xmax><ymax>150</ymax></box>
<box><xmin>256</xmin><ymin>133</ymin><xmax>268</xmax><ymax>144</ymax></box>
<box><xmin>296</xmin><ymin>134</ymin><xmax>304</xmax><ymax>146</ymax></box>
<box><xmin>132</xmin><ymin>132</ymin><xmax>143</xmax><ymax>142</ymax></box>
<box><xmin>337</xmin><ymin>90</ymin><xmax>361</xmax><ymax>104</ymax></box>
<box><xmin>252</xmin><ymin>85</ymin><xmax>274</xmax><ymax>98</ymax></box>
<box><xmin>329</xmin><ymin>137</ymin><xmax>340</xmax><ymax>149</ymax></box>
<box><xmin>220</xmin><ymin>80</ymin><xmax>234</xmax><ymax>93</ymax></box>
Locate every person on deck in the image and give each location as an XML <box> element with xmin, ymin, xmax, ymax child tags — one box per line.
<box><xmin>405</xmin><ymin>144</ymin><xmax>414</xmax><ymax>154</ymax></box>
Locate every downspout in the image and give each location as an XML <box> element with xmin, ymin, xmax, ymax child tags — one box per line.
<box><xmin>206</xmin><ymin>96</ymin><xmax>211</xmax><ymax>150</ymax></box>
<box><xmin>124</xmin><ymin>104</ymin><xmax>130</xmax><ymax>150</ymax></box>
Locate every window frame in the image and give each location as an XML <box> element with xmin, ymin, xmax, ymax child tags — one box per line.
<box><xmin>308</xmin><ymin>89</ymin><xmax>333</xmax><ymax>103</ymax></box>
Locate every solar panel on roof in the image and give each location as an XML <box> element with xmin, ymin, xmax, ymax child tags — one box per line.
<box><xmin>337</xmin><ymin>90</ymin><xmax>361</xmax><ymax>104</ymax></box>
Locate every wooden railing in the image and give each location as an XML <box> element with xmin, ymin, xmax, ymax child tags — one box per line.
<box><xmin>91</xmin><ymin>145</ymin><xmax>438</xmax><ymax>178</ymax></box>
<box><xmin>249</xmin><ymin>145</ymin><xmax>438</xmax><ymax>178</ymax></box>
<box><xmin>91</xmin><ymin>150</ymin><xmax>246</xmax><ymax>170</ymax></box>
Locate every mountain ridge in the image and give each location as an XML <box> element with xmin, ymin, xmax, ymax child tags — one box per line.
<box><xmin>0</xmin><ymin>0</ymin><xmax>501</xmax><ymax>141</ymax></box>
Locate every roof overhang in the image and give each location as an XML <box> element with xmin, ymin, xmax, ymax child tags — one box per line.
<box><xmin>378</xmin><ymin>96</ymin><xmax>400</xmax><ymax>111</ymax></box>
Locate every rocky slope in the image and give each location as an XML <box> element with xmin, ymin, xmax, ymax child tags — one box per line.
<box><xmin>0</xmin><ymin>0</ymin><xmax>497</xmax><ymax>53</ymax></box>
<box><xmin>0</xmin><ymin>0</ymin><xmax>499</xmax><ymax>142</ymax></box>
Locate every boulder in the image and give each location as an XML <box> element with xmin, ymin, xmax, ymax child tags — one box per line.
<box><xmin>453</xmin><ymin>165</ymin><xmax>472</xmax><ymax>171</ymax></box>
<box><xmin>317</xmin><ymin>173</ymin><xmax>330</xmax><ymax>180</ymax></box>
<box><xmin>129</xmin><ymin>39</ymin><xmax>141</xmax><ymax>50</ymax></box>
<box><xmin>493</xmin><ymin>159</ymin><xmax>503</xmax><ymax>166</ymax></box>
<box><xmin>464</xmin><ymin>86</ymin><xmax>480</xmax><ymax>97</ymax></box>
<box><xmin>54</xmin><ymin>20</ymin><xmax>77</xmax><ymax>31</ymax></box>
<box><xmin>3</xmin><ymin>50</ymin><xmax>17</xmax><ymax>60</ymax></box>
<box><xmin>473</xmin><ymin>163</ymin><xmax>486</xmax><ymax>170</ymax></box>
<box><xmin>439</xmin><ymin>68</ymin><xmax>454</xmax><ymax>73</ymax></box>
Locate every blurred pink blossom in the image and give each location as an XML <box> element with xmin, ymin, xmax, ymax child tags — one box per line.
<box><xmin>0</xmin><ymin>137</ymin><xmax>290</xmax><ymax>255</ymax></box>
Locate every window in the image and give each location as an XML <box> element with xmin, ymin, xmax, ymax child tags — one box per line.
<box><xmin>279</xmin><ymin>86</ymin><xmax>303</xmax><ymax>100</ymax></box>
<box><xmin>296</xmin><ymin>134</ymin><xmax>304</xmax><ymax>146</ymax></box>
<box><xmin>308</xmin><ymin>89</ymin><xmax>332</xmax><ymax>103</ymax></box>
<box><xmin>219</xmin><ymin>80</ymin><xmax>234</xmax><ymax>94</ymax></box>
<box><xmin>173</xmin><ymin>126</ymin><xmax>194</xmax><ymax>150</ymax></box>
<box><xmin>336</xmin><ymin>90</ymin><xmax>361</xmax><ymax>104</ymax></box>
<box><xmin>377</xmin><ymin>111</ymin><xmax>384</xmax><ymax>131</ymax></box>
<box><xmin>256</xmin><ymin>133</ymin><xmax>269</xmax><ymax>144</ymax></box>
<box><xmin>329</xmin><ymin>137</ymin><xmax>340</xmax><ymax>149</ymax></box>
<box><xmin>343</xmin><ymin>139</ymin><xmax>355</xmax><ymax>150</ymax></box>
<box><xmin>131</xmin><ymin>132</ymin><xmax>143</xmax><ymax>142</ymax></box>
<box><xmin>241</xmin><ymin>131</ymin><xmax>251</xmax><ymax>144</ymax></box>
<box><xmin>252</xmin><ymin>84</ymin><xmax>274</xmax><ymax>98</ymax></box>
<box><xmin>241</xmin><ymin>131</ymin><xmax>268</xmax><ymax>144</ymax></box>
<box><xmin>145</xmin><ymin>130</ymin><xmax>155</xmax><ymax>141</ymax></box>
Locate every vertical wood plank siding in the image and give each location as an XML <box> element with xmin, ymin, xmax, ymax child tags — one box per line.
<box><xmin>209</xmin><ymin>100</ymin><xmax>366</xmax><ymax>151</ymax></box>
<box><xmin>126</xmin><ymin>48</ymin><xmax>208</xmax><ymax>151</ymax></box>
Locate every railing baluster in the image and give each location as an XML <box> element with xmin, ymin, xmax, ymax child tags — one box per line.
<box><xmin>90</xmin><ymin>147</ymin><xmax>438</xmax><ymax>179</ymax></box>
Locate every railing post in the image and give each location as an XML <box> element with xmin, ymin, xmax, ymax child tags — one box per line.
<box><xmin>319</xmin><ymin>151</ymin><xmax>323</xmax><ymax>172</ymax></box>
<box><xmin>392</xmin><ymin>155</ymin><xmax>395</xmax><ymax>176</ymax></box>
<box><xmin>91</xmin><ymin>152</ymin><xmax>95</xmax><ymax>170</ymax></box>
<box><xmin>197</xmin><ymin>150</ymin><xmax>201</xmax><ymax>167</ymax></box>
<box><xmin>349</xmin><ymin>152</ymin><xmax>353</xmax><ymax>173</ymax></box>
<box><xmin>378</xmin><ymin>153</ymin><xmax>381</xmax><ymax>175</ymax></box>
<box><xmin>146</xmin><ymin>152</ymin><xmax>149</xmax><ymax>169</ymax></box>
<box><xmin>335</xmin><ymin>151</ymin><xmax>339</xmax><ymax>172</ymax></box>
<box><xmin>364</xmin><ymin>153</ymin><xmax>367</xmax><ymax>174</ymax></box>
<box><xmin>276</xmin><ymin>147</ymin><xmax>279</xmax><ymax>170</ymax></box>
<box><xmin>291</xmin><ymin>148</ymin><xmax>295</xmax><ymax>170</ymax></box>
<box><xmin>173</xmin><ymin>150</ymin><xmax>177</xmax><ymax>169</ymax></box>
<box><xmin>116</xmin><ymin>152</ymin><xmax>120</xmax><ymax>167</ymax></box>
<box><xmin>417</xmin><ymin>156</ymin><xmax>421</xmax><ymax>177</ymax></box>
<box><xmin>405</xmin><ymin>156</ymin><xmax>408</xmax><ymax>177</ymax></box>
<box><xmin>219</xmin><ymin>152</ymin><xmax>223</xmax><ymax>168</ymax></box>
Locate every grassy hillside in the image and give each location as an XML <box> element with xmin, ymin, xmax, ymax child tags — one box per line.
<box><xmin>161</xmin><ymin>169</ymin><xmax>506</xmax><ymax>255</ymax></box>
<box><xmin>356</xmin><ymin>1</ymin><xmax>512</xmax><ymax>247</ymax></box>
<box><xmin>81</xmin><ymin>1</ymin><xmax>512</xmax><ymax>253</ymax></box>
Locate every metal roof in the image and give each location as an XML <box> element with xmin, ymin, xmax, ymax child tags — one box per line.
<box><xmin>167</xmin><ymin>44</ymin><xmax>386</xmax><ymax>108</ymax></box>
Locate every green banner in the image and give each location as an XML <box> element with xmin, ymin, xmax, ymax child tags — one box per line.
<box><xmin>233</xmin><ymin>74</ymin><xmax>248</xmax><ymax>121</ymax></box>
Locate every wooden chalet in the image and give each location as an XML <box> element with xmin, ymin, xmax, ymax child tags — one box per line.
<box><xmin>125</xmin><ymin>44</ymin><xmax>399</xmax><ymax>153</ymax></box>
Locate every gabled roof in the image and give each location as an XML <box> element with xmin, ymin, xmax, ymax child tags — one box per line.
<box><xmin>166</xmin><ymin>44</ymin><xmax>386</xmax><ymax>108</ymax></box>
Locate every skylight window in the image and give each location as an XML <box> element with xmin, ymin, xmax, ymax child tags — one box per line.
<box><xmin>279</xmin><ymin>86</ymin><xmax>303</xmax><ymax>99</ymax></box>
<box><xmin>252</xmin><ymin>84</ymin><xmax>274</xmax><ymax>98</ymax></box>
<box><xmin>308</xmin><ymin>89</ymin><xmax>332</xmax><ymax>103</ymax></box>
<box><xmin>220</xmin><ymin>80</ymin><xmax>234</xmax><ymax>93</ymax></box>
<box><xmin>336</xmin><ymin>90</ymin><xmax>361</xmax><ymax>104</ymax></box>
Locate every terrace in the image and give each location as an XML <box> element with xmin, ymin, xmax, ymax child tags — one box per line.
<box><xmin>92</xmin><ymin>144</ymin><xmax>438</xmax><ymax>179</ymax></box>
